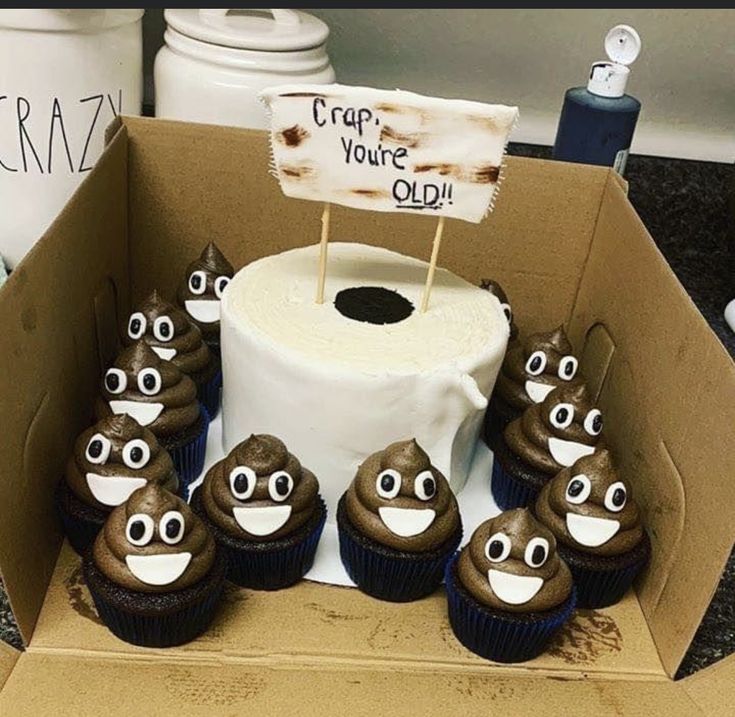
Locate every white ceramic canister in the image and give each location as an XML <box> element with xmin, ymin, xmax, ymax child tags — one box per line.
<box><xmin>0</xmin><ymin>10</ymin><xmax>143</xmax><ymax>269</ymax></box>
<box><xmin>155</xmin><ymin>9</ymin><xmax>335</xmax><ymax>130</ymax></box>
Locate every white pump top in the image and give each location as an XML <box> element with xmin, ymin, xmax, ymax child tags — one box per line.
<box><xmin>587</xmin><ymin>25</ymin><xmax>641</xmax><ymax>98</ymax></box>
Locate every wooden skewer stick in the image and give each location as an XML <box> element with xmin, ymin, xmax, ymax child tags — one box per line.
<box><xmin>316</xmin><ymin>202</ymin><xmax>331</xmax><ymax>304</ymax></box>
<box><xmin>420</xmin><ymin>215</ymin><xmax>446</xmax><ymax>313</ymax></box>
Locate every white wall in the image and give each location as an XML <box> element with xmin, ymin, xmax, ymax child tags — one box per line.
<box><xmin>144</xmin><ymin>9</ymin><xmax>735</xmax><ymax>162</ymax></box>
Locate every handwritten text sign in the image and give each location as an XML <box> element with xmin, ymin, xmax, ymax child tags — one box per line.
<box><xmin>260</xmin><ymin>84</ymin><xmax>518</xmax><ymax>223</ymax></box>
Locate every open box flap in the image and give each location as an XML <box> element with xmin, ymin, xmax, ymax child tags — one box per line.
<box><xmin>0</xmin><ymin>642</ymin><xmax>20</xmax><ymax>691</ymax></box>
<box><xmin>681</xmin><ymin>653</ymin><xmax>735</xmax><ymax>717</ymax></box>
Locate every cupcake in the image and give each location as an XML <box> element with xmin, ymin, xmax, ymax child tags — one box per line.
<box><xmin>175</xmin><ymin>242</ymin><xmax>233</xmax><ymax>356</ymax></box>
<box><xmin>56</xmin><ymin>414</ymin><xmax>178</xmax><ymax>554</ymax></box>
<box><xmin>94</xmin><ymin>341</ymin><xmax>209</xmax><ymax>491</ymax></box>
<box><xmin>492</xmin><ymin>383</ymin><xmax>604</xmax><ymax>510</ymax></box>
<box><xmin>83</xmin><ymin>483</ymin><xmax>226</xmax><ymax>647</ymax></box>
<box><xmin>124</xmin><ymin>289</ymin><xmax>222</xmax><ymax>417</ymax></box>
<box><xmin>445</xmin><ymin>508</ymin><xmax>575</xmax><ymax>663</ymax></box>
<box><xmin>485</xmin><ymin>326</ymin><xmax>582</xmax><ymax>445</ymax></box>
<box><xmin>534</xmin><ymin>449</ymin><xmax>650</xmax><ymax>608</ymax></box>
<box><xmin>479</xmin><ymin>279</ymin><xmax>518</xmax><ymax>344</ymax></box>
<box><xmin>337</xmin><ymin>439</ymin><xmax>462</xmax><ymax>602</ymax></box>
<box><xmin>191</xmin><ymin>434</ymin><xmax>326</xmax><ymax>590</ymax></box>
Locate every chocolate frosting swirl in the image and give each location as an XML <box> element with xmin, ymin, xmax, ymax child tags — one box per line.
<box><xmin>123</xmin><ymin>290</ymin><xmax>212</xmax><ymax>377</ymax></box>
<box><xmin>201</xmin><ymin>434</ymin><xmax>320</xmax><ymax>541</ymax></box>
<box><xmin>535</xmin><ymin>449</ymin><xmax>644</xmax><ymax>557</ymax></box>
<box><xmin>495</xmin><ymin>326</ymin><xmax>583</xmax><ymax>410</ymax></box>
<box><xmin>176</xmin><ymin>242</ymin><xmax>234</xmax><ymax>336</ymax></box>
<box><xmin>457</xmin><ymin>508</ymin><xmax>572</xmax><ymax>612</ymax></box>
<box><xmin>504</xmin><ymin>383</ymin><xmax>605</xmax><ymax>475</ymax></box>
<box><xmin>66</xmin><ymin>414</ymin><xmax>177</xmax><ymax>511</ymax></box>
<box><xmin>93</xmin><ymin>483</ymin><xmax>215</xmax><ymax>593</ymax></box>
<box><xmin>344</xmin><ymin>439</ymin><xmax>460</xmax><ymax>552</ymax></box>
<box><xmin>94</xmin><ymin>341</ymin><xmax>199</xmax><ymax>438</ymax></box>
<box><xmin>480</xmin><ymin>279</ymin><xmax>518</xmax><ymax>342</ymax></box>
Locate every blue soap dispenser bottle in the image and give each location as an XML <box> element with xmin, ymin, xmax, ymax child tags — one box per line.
<box><xmin>552</xmin><ymin>25</ymin><xmax>642</xmax><ymax>176</ymax></box>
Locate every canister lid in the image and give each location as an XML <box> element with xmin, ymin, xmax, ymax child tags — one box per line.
<box><xmin>164</xmin><ymin>9</ymin><xmax>329</xmax><ymax>51</ymax></box>
<box><xmin>604</xmin><ymin>24</ymin><xmax>641</xmax><ymax>66</ymax></box>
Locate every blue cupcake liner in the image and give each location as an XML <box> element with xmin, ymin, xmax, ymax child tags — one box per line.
<box><xmin>198</xmin><ymin>368</ymin><xmax>222</xmax><ymax>419</ymax></box>
<box><xmin>166</xmin><ymin>404</ymin><xmax>210</xmax><ymax>495</ymax></box>
<box><xmin>491</xmin><ymin>454</ymin><xmax>540</xmax><ymax>510</ymax></box>
<box><xmin>337</xmin><ymin>496</ymin><xmax>462</xmax><ymax>602</ymax></box>
<box><xmin>445</xmin><ymin>554</ymin><xmax>576</xmax><ymax>663</ymax></box>
<box><xmin>483</xmin><ymin>395</ymin><xmax>519</xmax><ymax>449</ymax></box>
<box><xmin>55</xmin><ymin>481</ymin><xmax>106</xmax><ymax>555</ymax></box>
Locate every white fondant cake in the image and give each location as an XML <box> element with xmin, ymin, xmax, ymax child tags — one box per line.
<box><xmin>220</xmin><ymin>242</ymin><xmax>508</xmax><ymax>518</ymax></box>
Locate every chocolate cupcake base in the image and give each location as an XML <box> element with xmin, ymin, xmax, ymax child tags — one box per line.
<box><xmin>55</xmin><ymin>481</ymin><xmax>108</xmax><ymax>555</ymax></box>
<box><xmin>445</xmin><ymin>554</ymin><xmax>576</xmax><ymax>663</ymax></box>
<box><xmin>483</xmin><ymin>394</ymin><xmax>520</xmax><ymax>449</ymax></box>
<box><xmin>558</xmin><ymin>533</ymin><xmax>651</xmax><ymax>609</ymax></box>
<box><xmin>161</xmin><ymin>405</ymin><xmax>209</xmax><ymax>493</ymax></box>
<box><xmin>337</xmin><ymin>495</ymin><xmax>462</xmax><ymax>603</ymax></box>
<box><xmin>83</xmin><ymin>548</ymin><xmax>226</xmax><ymax>647</ymax></box>
<box><xmin>191</xmin><ymin>491</ymin><xmax>327</xmax><ymax>590</ymax></box>
<box><xmin>491</xmin><ymin>434</ymin><xmax>549</xmax><ymax>510</ymax></box>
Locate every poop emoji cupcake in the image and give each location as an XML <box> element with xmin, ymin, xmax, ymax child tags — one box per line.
<box><xmin>445</xmin><ymin>508</ymin><xmax>575</xmax><ymax>663</ymax></box>
<box><xmin>480</xmin><ymin>279</ymin><xmax>518</xmax><ymax>344</ymax></box>
<box><xmin>337</xmin><ymin>439</ymin><xmax>462</xmax><ymax>602</ymax></box>
<box><xmin>94</xmin><ymin>341</ymin><xmax>209</xmax><ymax>490</ymax></box>
<box><xmin>535</xmin><ymin>449</ymin><xmax>650</xmax><ymax>608</ymax></box>
<box><xmin>124</xmin><ymin>290</ymin><xmax>222</xmax><ymax>417</ymax></box>
<box><xmin>56</xmin><ymin>414</ymin><xmax>178</xmax><ymax>554</ymax></box>
<box><xmin>492</xmin><ymin>383</ymin><xmax>604</xmax><ymax>510</ymax></box>
<box><xmin>83</xmin><ymin>483</ymin><xmax>225</xmax><ymax>647</ymax></box>
<box><xmin>191</xmin><ymin>434</ymin><xmax>327</xmax><ymax>590</ymax></box>
<box><xmin>175</xmin><ymin>242</ymin><xmax>233</xmax><ymax>355</ymax></box>
<box><xmin>485</xmin><ymin>326</ymin><xmax>582</xmax><ymax>445</ymax></box>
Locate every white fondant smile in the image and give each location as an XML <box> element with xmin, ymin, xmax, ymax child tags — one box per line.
<box><xmin>378</xmin><ymin>507</ymin><xmax>436</xmax><ymax>537</ymax></box>
<box><xmin>233</xmin><ymin>505</ymin><xmax>292</xmax><ymax>536</ymax></box>
<box><xmin>566</xmin><ymin>513</ymin><xmax>620</xmax><ymax>547</ymax></box>
<box><xmin>185</xmin><ymin>299</ymin><xmax>220</xmax><ymax>324</ymax></box>
<box><xmin>548</xmin><ymin>436</ymin><xmax>595</xmax><ymax>467</ymax></box>
<box><xmin>487</xmin><ymin>569</ymin><xmax>544</xmax><ymax>605</ymax></box>
<box><xmin>109</xmin><ymin>400</ymin><xmax>164</xmax><ymax>427</ymax></box>
<box><xmin>151</xmin><ymin>346</ymin><xmax>177</xmax><ymax>361</ymax></box>
<box><xmin>125</xmin><ymin>552</ymin><xmax>192</xmax><ymax>586</ymax></box>
<box><xmin>525</xmin><ymin>380</ymin><xmax>555</xmax><ymax>403</ymax></box>
<box><xmin>85</xmin><ymin>473</ymin><xmax>147</xmax><ymax>507</ymax></box>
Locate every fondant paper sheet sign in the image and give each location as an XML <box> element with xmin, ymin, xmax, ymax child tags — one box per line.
<box><xmin>260</xmin><ymin>84</ymin><xmax>518</xmax><ymax>224</ymax></box>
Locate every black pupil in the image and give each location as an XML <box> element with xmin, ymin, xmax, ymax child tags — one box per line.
<box><xmin>532</xmin><ymin>545</ymin><xmax>546</xmax><ymax>565</ymax></box>
<box><xmin>191</xmin><ymin>274</ymin><xmax>202</xmax><ymax>290</ymax></box>
<box><xmin>564</xmin><ymin>362</ymin><xmax>574</xmax><ymax>376</ymax></box>
<box><xmin>529</xmin><ymin>356</ymin><xmax>542</xmax><ymax>372</ymax></box>
<box><xmin>380</xmin><ymin>474</ymin><xmax>395</xmax><ymax>493</ymax></box>
<box><xmin>130</xmin><ymin>446</ymin><xmax>143</xmax><ymax>463</ymax></box>
<box><xmin>423</xmin><ymin>476</ymin><xmax>436</xmax><ymax>498</ymax></box>
<box><xmin>593</xmin><ymin>415</ymin><xmax>603</xmax><ymax>432</ymax></box>
<box><xmin>233</xmin><ymin>473</ymin><xmax>249</xmax><ymax>495</ymax></box>
<box><xmin>275</xmin><ymin>475</ymin><xmax>290</xmax><ymax>496</ymax></box>
<box><xmin>160</xmin><ymin>323</ymin><xmax>171</xmax><ymax>337</ymax></box>
<box><xmin>556</xmin><ymin>407</ymin><xmax>569</xmax><ymax>423</ymax></box>
<box><xmin>504</xmin><ymin>307</ymin><xmax>511</xmax><ymax>321</ymax></box>
<box><xmin>89</xmin><ymin>440</ymin><xmax>103</xmax><ymax>458</ymax></box>
<box><xmin>488</xmin><ymin>540</ymin><xmax>504</xmax><ymax>559</ymax></box>
<box><xmin>143</xmin><ymin>374</ymin><xmax>156</xmax><ymax>390</ymax></box>
<box><xmin>106</xmin><ymin>373</ymin><xmax>119</xmax><ymax>391</ymax></box>
<box><xmin>166</xmin><ymin>518</ymin><xmax>182</xmax><ymax>539</ymax></box>
<box><xmin>568</xmin><ymin>480</ymin><xmax>584</xmax><ymax>497</ymax></box>
<box><xmin>613</xmin><ymin>488</ymin><xmax>626</xmax><ymax>506</ymax></box>
<box><xmin>129</xmin><ymin>521</ymin><xmax>145</xmax><ymax>541</ymax></box>
<box><xmin>130</xmin><ymin>318</ymin><xmax>141</xmax><ymax>334</ymax></box>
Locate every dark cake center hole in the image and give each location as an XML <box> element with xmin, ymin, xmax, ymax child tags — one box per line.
<box><xmin>334</xmin><ymin>286</ymin><xmax>414</xmax><ymax>325</ymax></box>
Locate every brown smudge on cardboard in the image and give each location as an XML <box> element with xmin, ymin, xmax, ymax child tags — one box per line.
<box><xmin>304</xmin><ymin>601</ymin><xmax>371</xmax><ymax>625</ymax></box>
<box><xmin>380</xmin><ymin>125</ymin><xmax>423</xmax><ymax>149</ymax></box>
<box><xmin>414</xmin><ymin>162</ymin><xmax>499</xmax><ymax>184</ymax></box>
<box><xmin>165</xmin><ymin>668</ymin><xmax>265</xmax><ymax>706</ymax></box>
<box><xmin>468</xmin><ymin>114</ymin><xmax>503</xmax><ymax>132</ymax></box>
<box><xmin>281</xmin><ymin>91</ymin><xmax>326</xmax><ymax>98</ymax></box>
<box><xmin>277</xmin><ymin>125</ymin><xmax>310</xmax><ymax>148</ymax></box>
<box><xmin>546</xmin><ymin>609</ymin><xmax>623</xmax><ymax>665</ymax></box>
<box><xmin>64</xmin><ymin>563</ymin><xmax>102</xmax><ymax>626</ymax></box>
<box><xmin>349</xmin><ymin>188</ymin><xmax>390</xmax><ymax>199</ymax></box>
<box><xmin>280</xmin><ymin>164</ymin><xmax>315</xmax><ymax>180</ymax></box>
<box><xmin>447</xmin><ymin>675</ymin><xmax>516</xmax><ymax>701</ymax></box>
<box><xmin>201</xmin><ymin>583</ymin><xmax>248</xmax><ymax>641</ymax></box>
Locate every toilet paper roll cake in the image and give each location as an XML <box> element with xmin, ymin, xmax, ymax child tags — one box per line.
<box><xmin>221</xmin><ymin>242</ymin><xmax>509</xmax><ymax>517</ymax></box>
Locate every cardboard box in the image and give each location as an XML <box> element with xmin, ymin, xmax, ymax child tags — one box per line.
<box><xmin>1</xmin><ymin>116</ymin><xmax>734</xmax><ymax>714</ymax></box>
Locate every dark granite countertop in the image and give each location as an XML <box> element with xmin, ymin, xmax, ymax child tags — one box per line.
<box><xmin>1</xmin><ymin>144</ymin><xmax>733</xmax><ymax>681</ymax></box>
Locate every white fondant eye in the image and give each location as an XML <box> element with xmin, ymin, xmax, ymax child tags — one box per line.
<box><xmin>584</xmin><ymin>409</ymin><xmax>603</xmax><ymax>436</ymax></box>
<box><xmin>127</xmin><ymin>312</ymin><xmax>146</xmax><ymax>340</ymax></box>
<box><xmin>269</xmin><ymin>470</ymin><xmax>294</xmax><ymax>502</ymax></box>
<box><xmin>604</xmin><ymin>481</ymin><xmax>627</xmax><ymax>512</ymax></box>
<box><xmin>376</xmin><ymin>469</ymin><xmax>401</xmax><ymax>499</ymax></box>
<box><xmin>188</xmin><ymin>270</ymin><xmax>207</xmax><ymax>295</ymax></box>
<box><xmin>524</xmin><ymin>537</ymin><xmax>550</xmax><ymax>568</ymax></box>
<box><xmin>558</xmin><ymin>355</ymin><xmax>578</xmax><ymax>381</ymax></box>
<box><xmin>550</xmin><ymin>402</ymin><xmax>574</xmax><ymax>429</ymax></box>
<box><xmin>525</xmin><ymin>350</ymin><xmax>547</xmax><ymax>376</ymax></box>
<box><xmin>414</xmin><ymin>470</ymin><xmax>437</xmax><ymax>501</ymax></box>
<box><xmin>485</xmin><ymin>532</ymin><xmax>512</xmax><ymax>563</ymax></box>
<box><xmin>229</xmin><ymin>466</ymin><xmax>256</xmax><ymax>500</ymax></box>
<box><xmin>85</xmin><ymin>433</ymin><xmax>111</xmax><ymax>464</ymax></box>
<box><xmin>126</xmin><ymin>513</ymin><xmax>155</xmax><ymax>546</ymax></box>
<box><xmin>565</xmin><ymin>474</ymin><xmax>592</xmax><ymax>504</ymax></box>
<box><xmin>104</xmin><ymin>368</ymin><xmax>127</xmax><ymax>395</ymax></box>
<box><xmin>214</xmin><ymin>276</ymin><xmax>230</xmax><ymax>299</ymax></box>
<box><xmin>137</xmin><ymin>368</ymin><xmax>162</xmax><ymax>396</ymax></box>
<box><xmin>500</xmin><ymin>302</ymin><xmax>512</xmax><ymax>324</ymax></box>
<box><xmin>122</xmin><ymin>439</ymin><xmax>151</xmax><ymax>470</ymax></box>
<box><xmin>159</xmin><ymin>510</ymin><xmax>185</xmax><ymax>545</ymax></box>
<box><xmin>153</xmin><ymin>316</ymin><xmax>175</xmax><ymax>342</ymax></box>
